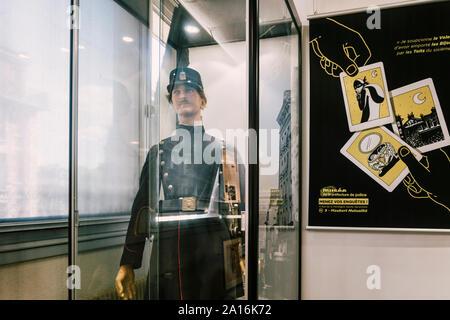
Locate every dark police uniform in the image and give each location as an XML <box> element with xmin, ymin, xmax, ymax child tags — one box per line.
<box><xmin>120</xmin><ymin>68</ymin><xmax>245</xmax><ymax>300</ymax></box>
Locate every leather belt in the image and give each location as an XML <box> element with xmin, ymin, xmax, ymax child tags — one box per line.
<box><xmin>159</xmin><ymin>197</ymin><xmax>211</xmax><ymax>214</ymax></box>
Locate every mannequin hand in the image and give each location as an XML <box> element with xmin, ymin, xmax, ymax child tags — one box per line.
<box><xmin>115</xmin><ymin>265</ymin><xmax>136</xmax><ymax>300</ymax></box>
<box><xmin>399</xmin><ymin>145</ymin><xmax>450</xmax><ymax>211</ymax></box>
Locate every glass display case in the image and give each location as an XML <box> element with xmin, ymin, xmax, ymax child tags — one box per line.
<box><xmin>0</xmin><ymin>0</ymin><xmax>300</xmax><ymax>300</ymax></box>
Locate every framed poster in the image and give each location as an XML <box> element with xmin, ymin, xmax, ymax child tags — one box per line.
<box><xmin>308</xmin><ymin>1</ymin><xmax>450</xmax><ymax>230</ymax></box>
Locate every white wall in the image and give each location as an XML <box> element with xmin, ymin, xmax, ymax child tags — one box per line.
<box><xmin>293</xmin><ymin>0</ymin><xmax>450</xmax><ymax>299</ymax></box>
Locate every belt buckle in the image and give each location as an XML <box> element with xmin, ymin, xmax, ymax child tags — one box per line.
<box><xmin>182</xmin><ymin>197</ymin><xmax>196</xmax><ymax>211</ymax></box>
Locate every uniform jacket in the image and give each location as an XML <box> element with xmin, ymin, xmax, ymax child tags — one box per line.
<box><xmin>120</xmin><ymin>124</ymin><xmax>245</xmax><ymax>299</ymax></box>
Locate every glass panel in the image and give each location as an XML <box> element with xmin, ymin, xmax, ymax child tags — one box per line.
<box><xmin>146</xmin><ymin>0</ymin><xmax>248</xmax><ymax>299</ymax></box>
<box><xmin>0</xmin><ymin>0</ymin><xmax>70</xmax><ymax>222</ymax></box>
<box><xmin>78</xmin><ymin>0</ymin><xmax>143</xmax><ymax>218</ymax></box>
<box><xmin>258</xmin><ymin>0</ymin><xmax>300</xmax><ymax>299</ymax></box>
<box><xmin>0</xmin><ymin>0</ymin><xmax>70</xmax><ymax>300</ymax></box>
<box><xmin>77</xmin><ymin>0</ymin><xmax>153</xmax><ymax>300</ymax></box>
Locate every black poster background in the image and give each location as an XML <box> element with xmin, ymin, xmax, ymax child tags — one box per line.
<box><xmin>308</xmin><ymin>2</ymin><xmax>450</xmax><ymax>229</ymax></box>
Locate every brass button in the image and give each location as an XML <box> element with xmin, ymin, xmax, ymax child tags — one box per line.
<box><xmin>160</xmin><ymin>161</ymin><xmax>165</xmax><ymax>166</ymax></box>
<box><xmin>163</xmin><ymin>172</ymin><xmax>168</xmax><ymax>178</ymax></box>
<box><xmin>159</xmin><ymin>149</ymin><xmax>164</xmax><ymax>154</ymax></box>
<box><xmin>160</xmin><ymin>141</ymin><xmax>164</xmax><ymax>145</ymax></box>
<box><xmin>168</xmin><ymin>185</ymin><xmax>173</xmax><ymax>190</ymax></box>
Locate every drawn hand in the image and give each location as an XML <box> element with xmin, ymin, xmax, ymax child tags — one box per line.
<box><xmin>399</xmin><ymin>145</ymin><xmax>450</xmax><ymax>211</ymax></box>
<box><xmin>310</xmin><ymin>18</ymin><xmax>371</xmax><ymax>77</ymax></box>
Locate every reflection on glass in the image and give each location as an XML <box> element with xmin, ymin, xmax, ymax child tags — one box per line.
<box><xmin>77</xmin><ymin>0</ymin><xmax>148</xmax><ymax>300</ymax></box>
<box><xmin>0</xmin><ymin>0</ymin><xmax>70</xmax><ymax>220</ymax></box>
<box><xmin>78</xmin><ymin>0</ymin><xmax>141</xmax><ymax>217</ymax></box>
<box><xmin>258</xmin><ymin>0</ymin><xmax>299</xmax><ymax>299</ymax></box>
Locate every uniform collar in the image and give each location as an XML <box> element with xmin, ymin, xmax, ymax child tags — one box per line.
<box><xmin>176</xmin><ymin>122</ymin><xmax>205</xmax><ymax>134</ymax></box>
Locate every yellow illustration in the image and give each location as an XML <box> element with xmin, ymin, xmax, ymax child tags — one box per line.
<box><xmin>342</xmin><ymin>67</ymin><xmax>390</xmax><ymax>125</ymax></box>
<box><xmin>347</xmin><ymin>127</ymin><xmax>406</xmax><ymax>186</ymax></box>
<box><xmin>310</xmin><ymin>18</ymin><xmax>371</xmax><ymax>78</ymax></box>
<box><xmin>391</xmin><ymin>85</ymin><xmax>434</xmax><ymax>121</ymax></box>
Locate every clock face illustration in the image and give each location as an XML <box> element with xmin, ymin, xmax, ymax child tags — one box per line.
<box><xmin>359</xmin><ymin>132</ymin><xmax>382</xmax><ymax>154</ymax></box>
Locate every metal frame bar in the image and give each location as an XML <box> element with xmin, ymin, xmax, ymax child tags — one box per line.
<box><xmin>68</xmin><ymin>0</ymin><xmax>80</xmax><ymax>301</ymax></box>
<box><xmin>285</xmin><ymin>0</ymin><xmax>301</xmax><ymax>33</ymax></box>
<box><xmin>247</xmin><ymin>0</ymin><xmax>259</xmax><ymax>301</ymax></box>
<box><xmin>284</xmin><ymin>0</ymin><xmax>303</xmax><ymax>301</ymax></box>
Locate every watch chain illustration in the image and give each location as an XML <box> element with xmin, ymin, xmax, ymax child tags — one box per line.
<box><xmin>310</xmin><ymin>18</ymin><xmax>371</xmax><ymax>77</ymax></box>
<box><xmin>399</xmin><ymin>145</ymin><xmax>450</xmax><ymax>212</ymax></box>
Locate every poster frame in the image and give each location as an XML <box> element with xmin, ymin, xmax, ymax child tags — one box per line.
<box><xmin>306</xmin><ymin>0</ymin><xmax>450</xmax><ymax>232</ymax></box>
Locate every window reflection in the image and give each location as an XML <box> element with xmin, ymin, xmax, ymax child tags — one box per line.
<box><xmin>258</xmin><ymin>0</ymin><xmax>299</xmax><ymax>299</ymax></box>
<box><xmin>0</xmin><ymin>0</ymin><xmax>70</xmax><ymax>220</ymax></box>
<box><xmin>76</xmin><ymin>0</ymin><xmax>151</xmax><ymax>301</ymax></box>
<box><xmin>78</xmin><ymin>0</ymin><xmax>141</xmax><ymax>216</ymax></box>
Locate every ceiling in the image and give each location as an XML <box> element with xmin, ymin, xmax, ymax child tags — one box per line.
<box><xmin>114</xmin><ymin>0</ymin><xmax>296</xmax><ymax>48</ymax></box>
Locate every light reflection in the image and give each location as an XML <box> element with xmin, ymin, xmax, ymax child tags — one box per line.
<box><xmin>184</xmin><ymin>25</ymin><xmax>200</xmax><ymax>34</ymax></box>
<box><xmin>122</xmin><ymin>36</ymin><xmax>134</xmax><ymax>43</ymax></box>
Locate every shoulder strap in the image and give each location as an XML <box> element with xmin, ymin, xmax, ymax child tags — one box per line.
<box><xmin>222</xmin><ymin>145</ymin><xmax>241</xmax><ymax>205</ymax></box>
